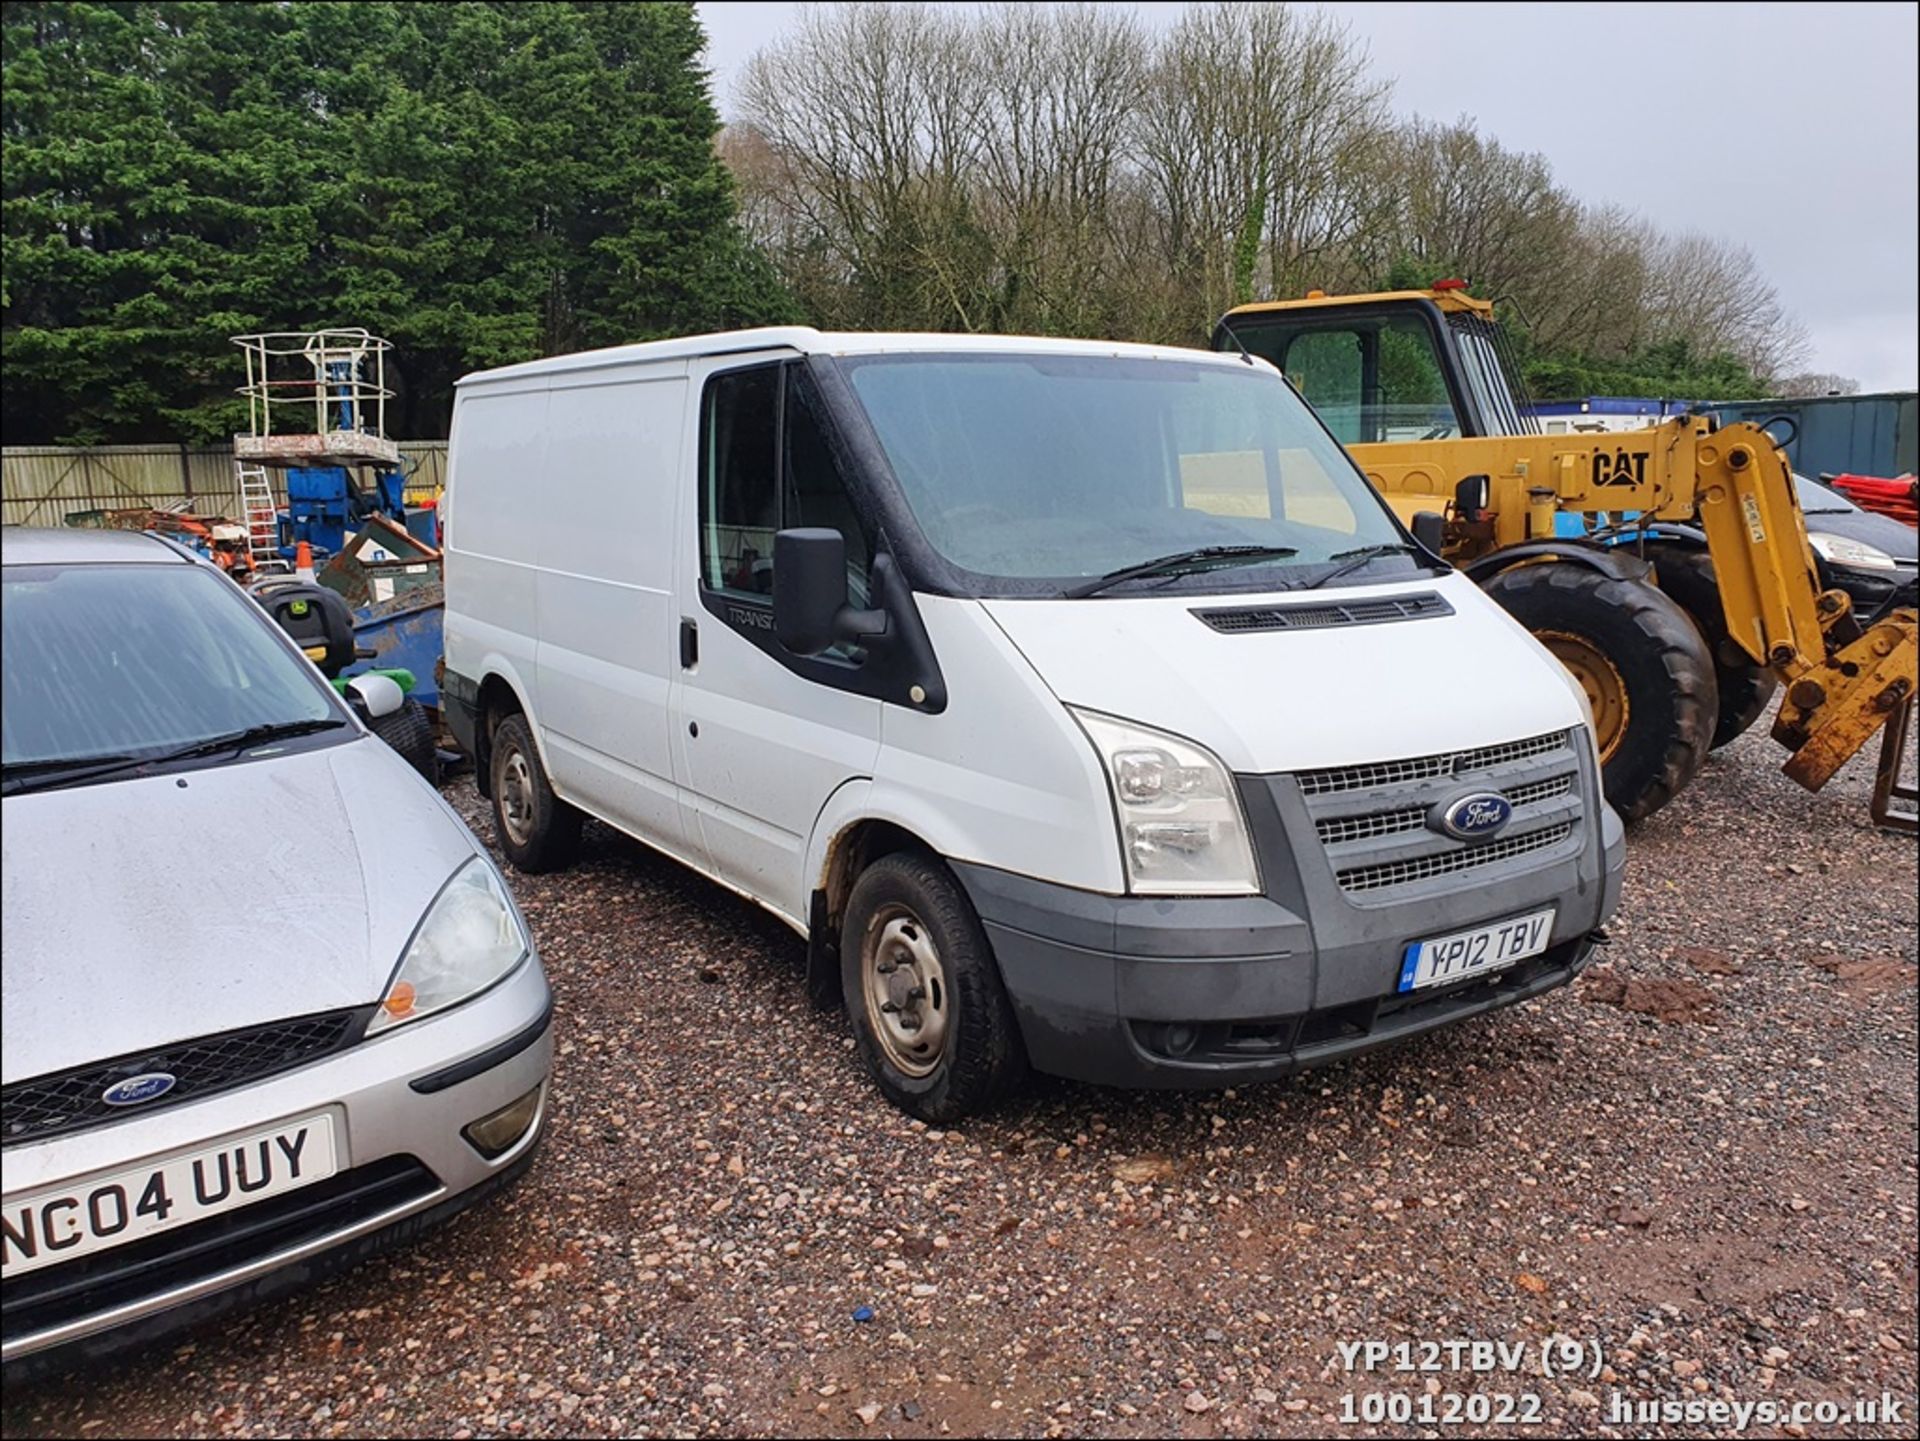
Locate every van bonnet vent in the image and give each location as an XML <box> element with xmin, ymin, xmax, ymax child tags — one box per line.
<box><xmin>1193</xmin><ymin>592</ymin><xmax>1452</xmax><ymax>635</ymax></box>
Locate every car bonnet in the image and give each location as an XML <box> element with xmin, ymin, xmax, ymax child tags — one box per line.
<box><xmin>1</xmin><ymin>736</ymin><xmax>483</xmax><ymax>1084</ymax></box>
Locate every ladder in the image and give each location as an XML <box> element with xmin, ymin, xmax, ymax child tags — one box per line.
<box><xmin>235</xmin><ymin>462</ymin><xmax>280</xmax><ymax>572</ymax></box>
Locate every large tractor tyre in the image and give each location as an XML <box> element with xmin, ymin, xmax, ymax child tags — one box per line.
<box><xmin>488</xmin><ymin>713</ymin><xmax>583</xmax><ymax>873</ymax></box>
<box><xmin>840</xmin><ymin>851</ymin><xmax>1029</xmax><ymax>1122</ymax></box>
<box><xmin>1482</xmin><ymin>563</ymin><xmax>1718</xmax><ymax>822</ymax></box>
<box><xmin>1645</xmin><ymin>544</ymin><xmax>1779</xmax><ymax>749</ymax></box>
<box><xmin>370</xmin><ymin>696</ymin><xmax>438</xmax><ymax>781</ymax></box>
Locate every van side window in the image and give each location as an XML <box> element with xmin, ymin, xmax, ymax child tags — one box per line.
<box><xmin>784</xmin><ymin>371</ymin><xmax>871</xmax><ymax>601</ymax></box>
<box><xmin>701</xmin><ymin>363</ymin><xmax>868</xmax><ymax>603</ymax></box>
<box><xmin>702</xmin><ymin>365</ymin><xmax>781</xmax><ymax>596</ymax></box>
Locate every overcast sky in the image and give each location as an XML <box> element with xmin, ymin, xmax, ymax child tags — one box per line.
<box><xmin>697</xmin><ymin>1</ymin><xmax>1918</xmax><ymax>392</ymax></box>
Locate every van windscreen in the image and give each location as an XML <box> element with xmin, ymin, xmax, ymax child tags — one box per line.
<box><xmin>842</xmin><ymin>353</ymin><xmax>1406</xmax><ymax>592</ymax></box>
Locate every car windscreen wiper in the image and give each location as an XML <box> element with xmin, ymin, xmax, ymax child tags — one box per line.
<box><xmin>1064</xmin><ymin>544</ymin><xmax>1300</xmax><ymax>599</ymax></box>
<box><xmin>0</xmin><ymin>719</ymin><xmax>347</xmax><ymax>796</ymax></box>
<box><xmin>1291</xmin><ymin>542</ymin><xmax>1433</xmax><ymax>592</ymax></box>
<box><xmin>1</xmin><ymin>754</ymin><xmax>142</xmax><ymax>796</ymax></box>
<box><xmin>154</xmin><ymin>718</ymin><xmax>350</xmax><ymax>764</ymax></box>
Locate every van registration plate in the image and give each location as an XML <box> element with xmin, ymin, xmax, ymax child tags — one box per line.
<box><xmin>1397</xmin><ymin>909</ymin><xmax>1555</xmax><ymax>994</ymax></box>
<box><xmin>1</xmin><ymin>1112</ymin><xmax>338</xmax><ymax>1278</ymax></box>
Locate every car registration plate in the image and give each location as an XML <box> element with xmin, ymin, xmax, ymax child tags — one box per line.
<box><xmin>1</xmin><ymin>1112</ymin><xmax>338</xmax><ymax>1278</ymax></box>
<box><xmin>1398</xmin><ymin>908</ymin><xmax>1555</xmax><ymax>994</ymax></box>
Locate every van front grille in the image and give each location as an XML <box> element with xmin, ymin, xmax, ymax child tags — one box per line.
<box><xmin>1296</xmin><ymin>730</ymin><xmax>1569</xmax><ymax>797</ymax></box>
<box><xmin>1335</xmin><ymin>823</ymin><xmax>1575</xmax><ymax>893</ymax></box>
<box><xmin>1312</xmin><ymin>773</ymin><xmax>1574</xmax><ymax>847</ymax></box>
<box><xmin>1284</xmin><ymin>731</ymin><xmax>1587</xmax><ymax>901</ymax></box>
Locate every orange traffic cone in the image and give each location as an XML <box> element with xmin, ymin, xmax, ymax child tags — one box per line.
<box><xmin>295</xmin><ymin>540</ymin><xmax>315</xmax><ymax>582</ymax></box>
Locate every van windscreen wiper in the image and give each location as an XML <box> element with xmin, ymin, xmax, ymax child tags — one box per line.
<box><xmin>1291</xmin><ymin>542</ymin><xmax>1431</xmax><ymax>593</ymax></box>
<box><xmin>1064</xmin><ymin>545</ymin><xmax>1300</xmax><ymax>599</ymax></box>
<box><xmin>0</xmin><ymin>719</ymin><xmax>347</xmax><ymax>796</ymax></box>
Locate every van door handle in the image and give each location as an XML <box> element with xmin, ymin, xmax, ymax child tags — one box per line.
<box><xmin>679</xmin><ymin>617</ymin><xmax>698</xmax><ymax>669</ymax></box>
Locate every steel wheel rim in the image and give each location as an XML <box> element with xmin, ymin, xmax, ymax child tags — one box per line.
<box><xmin>861</xmin><ymin>903</ymin><xmax>949</xmax><ymax>1077</ymax></box>
<box><xmin>499</xmin><ymin>747</ymin><xmax>536</xmax><ymax>846</ymax></box>
<box><xmin>1537</xmin><ymin>630</ymin><xmax>1630</xmax><ymax>763</ymax></box>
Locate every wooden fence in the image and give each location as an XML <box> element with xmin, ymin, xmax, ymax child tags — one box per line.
<box><xmin>2</xmin><ymin>443</ymin><xmax>449</xmax><ymax>527</ymax></box>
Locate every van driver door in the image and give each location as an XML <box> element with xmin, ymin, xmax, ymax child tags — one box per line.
<box><xmin>669</xmin><ymin>356</ymin><xmax>883</xmax><ymax>924</ymax></box>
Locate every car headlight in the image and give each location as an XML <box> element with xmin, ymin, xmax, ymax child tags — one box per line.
<box><xmin>367</xmin><ymin>857</ymin><xmax>530</xmax><ymax>1035</ymax></box>
<box><xmin>1071</xmin><ymin>708</ymin><xmax>1260</xmax><ymax>896</ymax></box>
<box><xmin>1808</xmin><ymin>532</ymin><xmax>1898</xmax><ymax>572</ymax></box>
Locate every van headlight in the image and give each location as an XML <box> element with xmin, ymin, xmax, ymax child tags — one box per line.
<box><xmin>1807</xmin><ymin>532</ymin><xmax>1898</xmax><ymax>572</ymax></box>
<box><xmin>1071</xmin><ymin>709</ymin><xmax>1260</xmax><ymax>896</ymax></box>
<box><xmin>368</xmin><ymin>858</ymin><xmax>530</xmax><ymax>1034</ymax></box>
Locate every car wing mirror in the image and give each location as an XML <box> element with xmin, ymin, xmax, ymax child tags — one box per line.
<box><xmin>345</xmin><ymin>672</ymin><xmax>405</xmax><ymax>720</ymax></box>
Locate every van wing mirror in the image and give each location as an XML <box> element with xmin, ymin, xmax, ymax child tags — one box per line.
<box><xmin>773</xmin><ymin>528</ymin><xmax>889</xmax><ymax>657</ymax></box>
<box><xmin>1410</xmin><ymin>510</ymin><xmax>1448</xmax><ymax>558</ymax></box>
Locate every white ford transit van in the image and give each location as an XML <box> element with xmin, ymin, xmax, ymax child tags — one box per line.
<box><xmin>442</xmin><ymin>331</ymin><xmax>1624</xmax><ymax>1119</ymax></box>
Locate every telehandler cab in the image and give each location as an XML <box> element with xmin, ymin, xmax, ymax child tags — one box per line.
<box><xmin>1214</xmin><ymin>286</ymin><xmax>1917</xmax><ymax>830</ymax></box>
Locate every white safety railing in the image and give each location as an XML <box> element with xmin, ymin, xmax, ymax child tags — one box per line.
<box><xmin>232</xmin><ymin>329</ymin><xmax>393</xmax><ymax>443</ymax></box>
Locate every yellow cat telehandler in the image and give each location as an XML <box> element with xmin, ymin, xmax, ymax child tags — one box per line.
<box><xmin>1214</xmin><ymin>285</ymin><xmax>1917</xmax><ymax>830</ymax></box>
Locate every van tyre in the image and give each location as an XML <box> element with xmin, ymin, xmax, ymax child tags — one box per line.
<box><xmin>1481</xmin><ymin>562</ymin><xmax>1717</xmax><ymax>822</ymax></box>
<box><xmin>841</xmin><ymin>852</ymin><xmax>1028</xmax><ymax>1121</ymax></box>
<box><xmin>370</xmin><ymin>697</ymin><xmax>438</xmax><ymax>781</ymax></box>
<box><xmin>1646</xmin><ymin>544</ymin><xmax>1779</xmax><ymax>749</ymax></box>
<box><xmin>489</xmin><ymin>714</ymin><xmax>581</xmax><ymax>872</ymax></box>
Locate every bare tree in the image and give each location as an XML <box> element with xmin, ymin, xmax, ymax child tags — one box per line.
<box><xmin>727</xmin><ymin>1</ymin><xmax>1811</xmax><ymax>383</ymax></box>
<box><xmin>737</xmin><ymin>2</ymin><xmax>991</xmax><ymax>329</ymax></box>
<box><xmin>1135</xmin><ymin>3</ymin><xmax>1388</xmax><ymax>325</ymax></box>
<box><xmin>1774</xmin><ymin>371</ymin><xmax>1861</xmax><ymax>398</ymax></box>
<box><xmin>973</xmin><ymin>4</ymin><xmax>1146</xmax><ymax>335</ymax></box>
<box><xmin>1643</xmin><ymin>232</ymin><xmax>1809</xmax><ymax>381</ymax></box>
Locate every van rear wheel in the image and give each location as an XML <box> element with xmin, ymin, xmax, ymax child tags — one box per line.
<box><xmin>1481</xmin><ymin>562</ymin><xmax>1717</xmax><ymax>822</ymax></box>
<box><xmin>841</xmin><ymin>853</ymin><xmax>1027</xmax><ymax>1121</ymax></box>
<box><xmin>489</xmin><ymin>714</ymin><xmax>582</xmax><ymax>873</ymax></box>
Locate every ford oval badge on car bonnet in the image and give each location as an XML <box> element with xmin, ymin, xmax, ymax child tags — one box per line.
<box><xmin>1431</xmin><ymin>791</ymin><xmax>1513</xmax><ymax>842</ymax></box>
<box><xmin>102</xmin><ymin>1072</ymin><xmax>177</xmax><ymax>1107</ymax></box>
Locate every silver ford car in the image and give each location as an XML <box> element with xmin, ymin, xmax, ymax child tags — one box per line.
<box><xmin>0</xmin><ymin>528</ymin><xmax>551</xmax><ymax>1376</ymax></box>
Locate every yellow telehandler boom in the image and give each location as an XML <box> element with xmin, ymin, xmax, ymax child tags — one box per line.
<box><xmin>1215</xmin><ymin>287</ymin><xmax>1918</xmax><ymax>829</ymax></box>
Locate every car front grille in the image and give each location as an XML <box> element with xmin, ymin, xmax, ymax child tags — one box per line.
<box><xmin>2</xmin><ymin>1008</ymin><xmax>373</xmax><ymax>1149</ymax></box>
<box><xmin>0</xmin><ymin>1156</ymin><xmax>437</xmax><ymax>1346</ymax></box>
<box><xmin>1289</xmin><ymin>730</ymin><xmax>1587</xmax><ymax>901</ymax></box>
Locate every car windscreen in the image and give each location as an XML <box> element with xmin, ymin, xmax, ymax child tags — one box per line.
<box><xmin>2</xmin><ymin>561</ymin><xmax>340</xmax><ymax>769</ymax></box>
<box><xmin>1794</xmin><ymin>475</ymin><xmax>1854</xmax><ymax>514</ymax></box>
<box><xmin>842</xmin><ymin>353</ymin><xmax>1407</xmax><ymax>590</ymax></box>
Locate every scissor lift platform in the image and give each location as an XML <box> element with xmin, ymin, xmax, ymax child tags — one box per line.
<box><xmin>234</xmin><ymin>430</ymin><xmax>400</xmax><ymax>467</ymax></box>
<box><xmin>231</xmin><ymin>329</ymin><xmax>397</xmax><ymax>469</ymax></box>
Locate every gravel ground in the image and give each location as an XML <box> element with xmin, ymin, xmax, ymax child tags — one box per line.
<box><xmin>6</xmin><ymin>718</ymin><xmax>1916</xmax><ymax>1440</ymax></box>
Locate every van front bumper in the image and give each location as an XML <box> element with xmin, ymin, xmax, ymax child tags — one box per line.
<box><xmin>954</xmin><ymin>764</ymin><xmax>1625</xmax><ymax>1090</ymax></box>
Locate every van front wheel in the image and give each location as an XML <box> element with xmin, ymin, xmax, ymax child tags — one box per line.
<box><xmin>489</xmin><ymin>714</ymin><xmax>582</xmax><ymax>873</ymax></box>
<box><xmin>841</xmin><ymin>853</ymin><xmax>1027</xmax><ymax>1121</ymax></box>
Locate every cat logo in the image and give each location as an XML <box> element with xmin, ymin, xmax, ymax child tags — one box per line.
<box><xmin>1592</xmin><ymin>449</ymin><xmax>1649</xmax><ymax>488</ymax></box>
